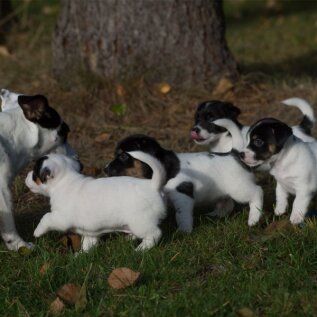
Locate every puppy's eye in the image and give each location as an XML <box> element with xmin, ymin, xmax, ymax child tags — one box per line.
<box><xmin>253</xmin><ymin>139</ymin><xmax>264</xmax><ymax>147</ymax></box>
<box><xmin>119</xmin><ymin>153</ymin><xmax>130</xmax><ymax>161</ymax></box>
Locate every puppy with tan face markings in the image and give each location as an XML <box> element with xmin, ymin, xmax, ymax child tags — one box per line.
<box><xmin>191</xmin><ymin>99</ymin><xmax>316</xmax><ymax>153</ymax></box>
<box><xmin>26</xmin><ymin>153</ymin><xmax>167</xmax><ymax>252</ymax></box>
<box><xmin>239</xmin><ymin>118</ymin><xmax>317</xmax><ymax>224</ymax></box>
<box><xmin>0</xmin><ymin>89</ymin><xmax>78</xmax><ymax>251</ymax></box>
<box><xmin>105</xmin><ymin>132</ymin><xmax>263</xmax><ymax>230</ymax></box>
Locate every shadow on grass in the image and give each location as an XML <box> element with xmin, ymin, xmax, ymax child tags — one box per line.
<box><xmin>239</xmin><ymin>50</ymin><xmax>317</xmax><ymax>81</ymax></box>
<box><xmin>225</xmin><ymin>0</ymin><xmax>317</xmax><ymax>27</ymax></box>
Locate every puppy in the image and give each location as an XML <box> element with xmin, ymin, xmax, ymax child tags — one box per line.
<box><xmin>0</xmin><ymin>90</ymin><xmax>75</xmax><ymax>250</ymax></box>
<box><xmin>105</xmin><ymin>133</ymin><xmax>263</xmax><ymax>231</ymax></box>
<box><xmin>239</xmin><ymin>118</ymin><xmax>317</xmax><ymax>224</ymax></box>
<box><xmin>191</xmin><ymin>98</ymin><xmax>315</xmax><ymax>152</ymax></box>
<box><xmin>26</xmin><ymin>153</ymin><xmax>167</xmax><ymax>252</ymax></box>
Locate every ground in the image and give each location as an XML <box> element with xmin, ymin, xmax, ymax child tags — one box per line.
<box><xmin>1</xmin><ymin>1</ymin><xmax>317</xmax><ymax>316</ymax></box>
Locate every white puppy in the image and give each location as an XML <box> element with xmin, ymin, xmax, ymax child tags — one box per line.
<box><xmin>105</xmin><ymin>132</ymin><xmax>263</xmax><ymax>231</ymax></box>
<box><xmin>26</xmin><ymin>153</ymin><xmax>167</xmax><ymax>252</ymax></box>
<box><xmin>239</xmin><ymin>118</ymin><xmax>317</xmax><ymax>224</ymax></box>
<box><xmin>0</xmin><ymin>90</ymin><xmax>76</xmax><ymax>250</ymax></box>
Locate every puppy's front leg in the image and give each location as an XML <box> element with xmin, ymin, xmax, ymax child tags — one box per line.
<box><xmin>167</xmin><ymin>189</ymin><xmax>195</xmax><ymax>233</ymax></box>
<box><xmin>290</xmin><ymin>191</ymin><xmax>312</xmax><ymax>224</ymax></box>
<box><xmin>34</xmin><ymin>212</ymin><xmax>68</xmax><ymax>237</ymax></box>
<box><xmin>0</xmin><ymin>186</ymin><xmax>32</xmax><ymax>250</ymax></box>
<box><xmin>248</xmin><ymin>186</ymin><xmax>263</xmax><ymax>226</ymax></box>
<box><xmin>274</xmin><ymin>182</ymin><xmax>289</xmax><ymax>216</ymax></box>
<box><xmin>81</xmin><ymin>236</ymin><xmax>99</xmax><ymax>252</ymax></box>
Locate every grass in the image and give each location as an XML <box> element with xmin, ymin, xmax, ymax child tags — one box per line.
<box><xmin>1</xmin><ymin>0</ymin><xmax>317</xmax><ymax>316</ymax></box>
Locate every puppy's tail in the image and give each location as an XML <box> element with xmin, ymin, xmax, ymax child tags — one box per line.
<box><xmin>282</xmin><ymin>97</ymin><xmax>315</xmax><ymax>135</ymax></box>
<box><xmin>213</xmin><ymin>118</ymin><xmax>244</xmax><ymax>150</ymax></box>
<box><xmin>127</xmin><ymin>151</ymin><xmax>166</xmax><ymax>191</ymax></box>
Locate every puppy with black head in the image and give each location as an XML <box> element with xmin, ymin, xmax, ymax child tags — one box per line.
<box><xmin>0</xmin><ymin>89</ymin><xmax>77</xmax><ymax>250</ymax></box>
<box><xmin>26</xmin><ymin>153</ymin><xmax>167</xmax><ymax>252</ymax></box>
<box><xmin>105</xmin><ymin>132</ymin><xmax>263</xmax><ymax>231</ymax></box>
<box><xmin>239</xmin><ymin>118</ymin><xmax>317</xmax><ymax>224</ymax></box>
<box><xmin>191</xmin><ymin>99</ymin><xmax>316</xmax><ymax>153</ymax></box>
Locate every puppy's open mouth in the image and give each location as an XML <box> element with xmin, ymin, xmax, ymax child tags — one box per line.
<box><xmin>190</xmin><ymin>131</ymin><xmax>205</xmax><ymax>141</ymax></box>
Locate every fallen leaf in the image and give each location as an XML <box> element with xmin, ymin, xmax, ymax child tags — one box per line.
<box><xmin>213</xmin><ymin>78</ymin><xmax>234</xmax><ymax>96</ymax></box>
<box><xmin>0</xmin><ymin>46</ymin><xmax>10</xmax><ymax>57</ymax></box>
<box><xmin>116</xmin><ymin>84</ymin><xmax>125</xmax><ymax>96</ymax></box>
<box><xmin>60</xmin><ymin>233</ymin><xmax>81</xmax><ymax>252</ymax></box>
<box><xmin>264</xmin><ymin>219</ymin><xmax>295</xmax><ymax>236</ymax></box>
<box><xmin>111</xmin><ymin>103</ymin><xmax>127</xmax><ymax>116</ymax></box>
<box><xmin>158</xmin><ymin>83</ymin><xmax>171</xmax><ymax>94</ymax></box>
<box><xmin>236</xmin><ymin>307</ymin><xmax>256</xmax><ymax>317</ymax></box>
<box><xmin>18</xmin><ymin>246</ymin><xmax>33</xmax><ymax>256</ymax></box>
<box><xmin>108</xmin><ymin>267</ymin><xmax>140</xmax><ymax>289</ymax></box>
<box><xmin>94</xmin><ymin>132</ymin><xmax>110</xmax><ymax>143</ymax></box>
<box><xmin>39</xmin><ymin>262</ymin><xmax>50</xmax><ymax>275</ymax></box>
<box><xmin>50</xmin><ymin>297</ymin><xmax>65</xmax><ymax>315</ymax></box>
<box><xmin>57</xmin><ymin>283</ymin><xmax>81</xmax><ymax>305</ymax></box>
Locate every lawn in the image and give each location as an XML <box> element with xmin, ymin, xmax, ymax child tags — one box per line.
<box><xmin>1</xmin><ymin>1</ymin><xmax>317</xmax><ymax>316</ymax></box>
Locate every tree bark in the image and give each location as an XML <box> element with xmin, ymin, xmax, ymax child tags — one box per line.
<box><xmin>52</xmin><ymin>0</ymin><xmax>238</xmax><ymax>89</ymax></box>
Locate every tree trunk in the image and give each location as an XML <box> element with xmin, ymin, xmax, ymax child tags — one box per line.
<box><xmin>52</xmin><ymin>0</ymin><xmax>238</xmax><ymax>89</ymax></box>
<box><xmin>0</xmin><ymin>0</ymin><xmax>14</xmax><ymax>43</ymax></box>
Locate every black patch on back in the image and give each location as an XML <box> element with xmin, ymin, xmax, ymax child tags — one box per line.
<box><xmin>32</xmin><ymin>156</ymin><xmax>49</xmax><ymax>182</ymax></box>
<box><xmin>108</xmin><ymin>134</ymin><xmax>180</xmax><ymax>182</ymax></box>
<box><xmin>299</xmin><ymin>115</ymin><xmax>313</xmax><ymax>135</ymax></box>
<box><xmin>176</xmin><ymin>182</ymin><xmax>194</xmax><ymax>198</ymax></box>
<box><xmin>194</xmin><ymin>100</ymin><xmax>242</xmax><ymax>133</ymax></box>
<box><xmin>58</xmin><ymin>122</ymin><xmax>70</xmax><ymax>142</ymax></box>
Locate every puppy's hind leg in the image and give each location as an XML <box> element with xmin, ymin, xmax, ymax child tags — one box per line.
<box><xmin>290</xmin><ymin>191</ymin><xmax>312</xmax><ymax>224</ymax></box>
<box><xmin>0</xmin><ymin>186</ymin><xmax>33</xmax><ymax>250</ymax></box>
<box><xmin>167</xmin><ymin>188</ymin><xmax>195</xmax><ymax>233</ymax></box>
<box><xmin>134</xmin><ymin>227</ymin><xmax>162</xmax><ymax>251</ymax></box>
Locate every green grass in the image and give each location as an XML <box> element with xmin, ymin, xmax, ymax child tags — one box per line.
<box><xmin>1</xmin><ymin>213</ymin><xmax>317</xmax><ymax>316</ymax></box>
<box><xmin>1</xmin><ymin>0</ymin><xmax>317</xmax><ymax>316</ymax></box>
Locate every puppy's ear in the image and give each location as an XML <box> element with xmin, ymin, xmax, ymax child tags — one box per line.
<box><xmin>271</xmin><ymin>122</ymin><xmax>293</xmax><ymax>148</ymax></box>
<box><xmin>18</xmin><ymin>95</ymin><xmax>49</xmax><ymax>122</ymax></box>
<box><xmin>224</xmin><ymin>102</ymin><xmax>241</xmax><ymax>119</ymax></box>
<box><xmin>40</xmin><ymin>167</ymin><xmax>52</xmax><ymax>183</ymax></box>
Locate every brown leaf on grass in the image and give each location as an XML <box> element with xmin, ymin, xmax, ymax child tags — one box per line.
<box><xmin>57</xmin><ymin>283</ymin><xmax>81</xmax><ymax>305</ymax></box>
<box><xmin>108</xmin><ymin>267</ymin><xmax>140</xmax><ymax>289</ymax></box>
<box><xmin>116</xmin><ymin>84</ymin><xmax>125</xmax><ymax>97</ymax></box>
<box><xmin>236</xmin><ymin>307</ymin><xmax>256</xmax><ymax>317</ymax></box>
<box><xmin>94</xmin><ymin>132</ymin><xmax>110</xmax><ymax>143</ymax></box>
<box><xmin>39</xmin><ymin>262</ymin><xmax>50</xmax><ymax>275</ymax></box>
<box><xmin>158</xmin><ymin>83</ymin><xmax>171</xmax><ymax>94</ymax></box>
<box><xmin>264</xmin><ymin>219</ymin><xmax>295</xmax><ymax>236</ymax></box>
<box><xmin>50</xmin><ymin>297</ymin><xmax>65</xmax><ymax>315</ymax></box>
<box><xmin>60</xmin><ymin>233</ymin><xmax>81</xmax><ymax>252</ymax></box>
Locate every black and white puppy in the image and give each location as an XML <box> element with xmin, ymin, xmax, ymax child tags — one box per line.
<box><xmin>105</xmin><ymin>132</ymin><xmax>263</xmax><ymax>231</ymax></box>
<box><xmin>191</xmin><ymin>98</ymin><xmax>315</xmax><ymax>152</ymax></box>
<box><xmin>239</xmin><ymin>118</ymin><xmax>317</xmax><ymax>224</ymax></box>
<box><xmin>26</xmin><ymin>153</ymin><xmax>167</xmax><ymax>252</ymax></box>
<box><xmin>0</xmin><ymin>90</ymin><xmax>75</xmax><ymax>250</ymax></box>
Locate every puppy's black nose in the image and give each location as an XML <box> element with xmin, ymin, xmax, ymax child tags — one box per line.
<box><xmin>239</xmin><ymin>152</ymin><xmax>245</xmax><ymax>159</ymax></box>
<box><xmin>192</xmin><ymin>127</ymin><xmax>200</xmax><ymax>133</ymax></box>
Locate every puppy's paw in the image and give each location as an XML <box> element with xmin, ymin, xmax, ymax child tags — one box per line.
<box><xmin>177</xmin><ymin>224</ymin><xmax>193</xmax><ymax>233</ymax></box>
<box><xmin>34</xmin><ymin>227</ymin><xmax>45</xmax><ymax>238</ymax></box>
<box><xmin>6</xmin><ymin>239</ymin><xmax>34</xmax><ymax>251</ymax></box>
<box><xmin>274</xmin><ymin>208</ymin><xmax>287</xmax><ymax>216</ymax></box>
<box><xmin>248</xmin><ymin>213</ymin><xmax>261</xmax><ymax>226</ymax></box>
<box><xmin>290</xmin><ymin>213</ymin><xmax>304</xmax><ymax>225</ymax></box>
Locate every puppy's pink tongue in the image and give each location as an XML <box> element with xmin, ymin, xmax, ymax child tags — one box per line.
<box><xmin>191</xmin><ymin>131</ymin><xmax>201</xmax><ymax>140</ymax></box>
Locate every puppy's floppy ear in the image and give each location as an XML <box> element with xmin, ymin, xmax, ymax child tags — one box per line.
<box><xmin>223</xmin><ymin>102</ymin><xmax>241</xmax><ymax>119</ymax></box>
<box><xmin>271</xmin><ymin>122</ymin><xmax>293</xmax><ymax>148</ymax></box>
<box><xmin>18</xmin><ymin>95</ymin><xmax>49</xmax><ymax>122</ymax></box>
<box><xmin>40</xmin><ymin>167</ymin><xmax>52</xmax><ymax>183</ymax></box>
